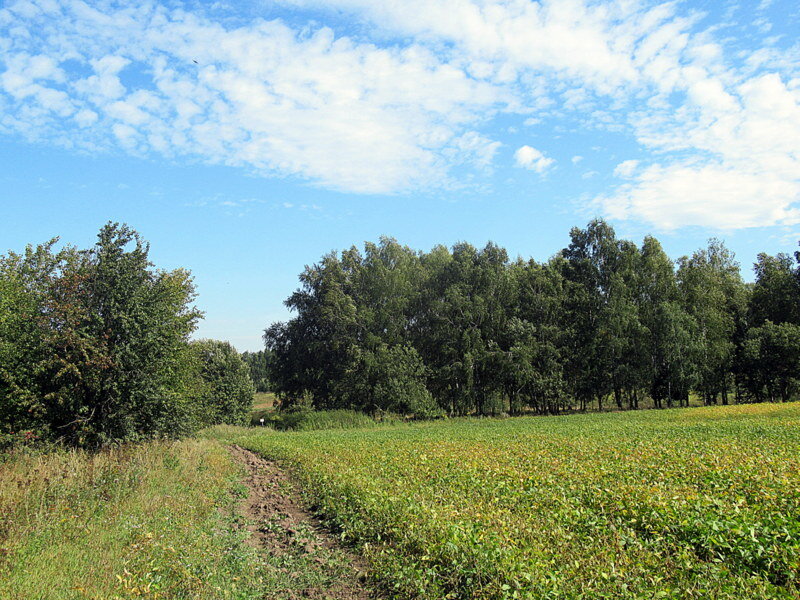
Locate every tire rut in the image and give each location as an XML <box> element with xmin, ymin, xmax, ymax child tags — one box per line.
<box><xmin>228</xmin><ymin>444</ymin><xmax>378</xmax><ymax>600</ymax></box>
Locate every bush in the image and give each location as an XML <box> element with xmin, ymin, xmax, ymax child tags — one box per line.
<box><xmin>338</xmin><ymin>344</ymin><xmax>443</xmax><ymax>417</ymax></box>
<box><xmin>263</xmin><ymin>408</ymin><xmax>402</xmax><ymax>431</ymax></box>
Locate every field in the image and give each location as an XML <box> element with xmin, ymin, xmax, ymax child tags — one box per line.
<box><xmin>3</xmin><ymin>403</ymin><xmax>798</xmax><ymax>599</ymax></box>
<box><xmin>0</xmin><ymin>439</ymin><xmax>365</xmax><ymax>600</ymax></box>
<box><xmin>226</xmin><ymin>403</ymin><xmax>800</xmax><ymax>599</ymax></box>
<box><xmin>250</xmin><ymin>392</ymin><xmax>277</xmax><ymax>425</ymax></box>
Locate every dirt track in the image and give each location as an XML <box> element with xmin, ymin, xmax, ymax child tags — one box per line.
<box><xmin>228</xmin><ymin>445</ymin><xmax>377</xmax><ymax>600</ymax></box>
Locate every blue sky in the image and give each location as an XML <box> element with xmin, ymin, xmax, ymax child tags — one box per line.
<box><xmin>2</xmin><ymin>0</ymin><xmax>799</xmax><ymax>351</ymax></box>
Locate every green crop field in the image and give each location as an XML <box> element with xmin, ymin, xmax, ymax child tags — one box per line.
<box><xmin>226</xmin><ymin>403</ymin><xmax>800</xmax><ymax>600</ymax></box>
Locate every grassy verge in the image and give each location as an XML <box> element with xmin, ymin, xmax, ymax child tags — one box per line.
<box><xmin>248</xmin><ymin>406</ymin><xmax>405</xmax><ymax>431</ymax></box>
<box><xmin>0</xmin><ymin>439</ymin><xmax>267</xmax><ymax>600</ymax></box>
<box><xmin>250</xmin><ymin>392</ymin><xmax>277</xmax><ymax>425</ymax></box>
<box><xmin>227</xmin><ymin>403</ymin><xmax>800</xmax><ymax>599</ymax></box>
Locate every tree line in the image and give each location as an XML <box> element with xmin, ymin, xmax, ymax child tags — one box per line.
<box><xmin>266</xmin><ymin>220</ymin><xmax>800</xmax><ymax>416</ymax></box>
<box><xmin>241</xmin><ymin>350</ymin><xmax>272</xmax><ymax>393</ymax></box>
<box><xmin>0</xmin><ymin>223</ymin><xmax>254</xmax><ymax>447</ymax></box>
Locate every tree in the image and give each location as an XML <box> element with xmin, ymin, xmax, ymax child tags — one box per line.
<box><xmin>0</xmin><ymin>239</ymin><xmax>69</xmax><ymax>437</ymax></box>
<box><xmin>749</xmin><ymin>253</ymin><xmax>800</xmax><ymax>327</ymax></box>
<box><xmin>637</xmin><ymin>236</ymin><xmax>697</xmax><ymax>408</ymax></box>
<box><xmin>344</xmin><ymin>344</ymin><xmax>441</xmax><ymax>417</ymax></box>
<box><xmin>560</xmin><ymin>219</ymin><xmax>634</xmax><ymax>411</ymax></box>
<box><xmin>241</xmin><ymin>350</ymin><xmax>272</xmax><ymax>392</ymax></box>
<box><xmin>192</xmin><ymin>340</ymin><xmax>255</xmax><ymax>426</ymax></box>
<box><xmin>0</xmin><ymin>223</ymin><xmax>203</xmax><ymax>445</ymax></box>
<box><xmin>741</xmin><ymin>321</ymin><xmax>800</xmax><ymax>402</ymax></box>
<box><xmin>678</xmin><ymin>240</ymin><xmax>747</xmax><ymax>405</ymax></box>
<box><xmin>737</xmin><ymin>250</ymin><xmax>800</xmax><ymax>402</ymax></box>
<box><xmin>505</xmin><ymin>258</ymin><xmax>565</xmax><ymax>414</ymax></box>
<box><xmin>265</xmin><ymin>227</ymin><xmax>800</xmax><ymax>418</ymax></box>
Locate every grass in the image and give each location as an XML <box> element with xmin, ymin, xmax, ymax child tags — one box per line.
<box><xmin>265</xmin><ymin>408</ymin><xmax>404</xmax><ymax>431</ymax></box>
<box><xmin>0</xmin><ymin>439</ymin><xmax>267</xmax><ymax>599</ymax></box>
<box><xmin>250</xmin><ymin>392</ymin><xmax>277</xmax><ymax>425</ymax></box>
<box><xmin>0</xmin><ymin>438</ymin><xmax>365</xmax><ymax>599</ymax></box>
<box><xmin>225</xmin><ymin>403</ymin><xmax>800</xmax><ymax>599</ymax></box>
<box><xmin>248</xmin><ymin>402</ymin><xmax>405</xmax><ymax>431</ymax></box>
<box><xmin>252</xmin><ymin>392</ymin><xmax>276</xmax><ymax>413</ymax></box>
<box><xmin>7</xmin><ymin>402</ymin><xmax>798</xmax><ymax>599</ymax></box>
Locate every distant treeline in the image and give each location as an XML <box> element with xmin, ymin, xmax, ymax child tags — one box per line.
<box><xmin>0</xmin><ymin>223</ymin><xmax>254</xmax><ymax>447</ymax></box>
<box><xmin>241</xmin><ymin>350</ymin><xmax>272</xmax><ymax>393</ymax></box>
<box><xmin>266</xmin><ymin>219</ymin><xmax>800</xmax><ymax>416</ymax></box>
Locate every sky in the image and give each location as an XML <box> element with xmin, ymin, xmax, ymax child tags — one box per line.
<box><xmin>1</xmin><ymin>0</ymin><xmax>799</xmax><ymax>351</ymax></box>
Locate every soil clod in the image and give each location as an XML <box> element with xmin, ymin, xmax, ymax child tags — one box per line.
<box><xmin>228</xmin><ymin>445</ymin><xmax>378</xmax><ymax>600</ymax></box>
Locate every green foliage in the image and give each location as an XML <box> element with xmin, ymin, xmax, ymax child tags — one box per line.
<box><xmin>749</xmin><ymin>253</ymin><xmax>800</xmax><ymax>326</ymax></box>
<box><xmin>742</xmin><ymin>321</ymin><xmax>800</xmax><ymax>402</ymax></box>
<box><xmin>0</xmin><ymin>223</ymin><xmax>254</xmax><ymax>446</ymax></box>
<box><xmin>267</xmin><ymin>221</ymin><xmax>798</xmax><ymax>418</ymax></box>
<box><xmin>677</xmin><ymin>239</ymin><xmax>747</xmax><ymax>406</ymax></box>
<box><xmin>241</xmin><ymin>349</ymin><xmax>272</xmax><ymax>392</ymax></box>
<box><xmin>262</xmin><ymin>408</ymin><xmax>403</xmax><ymax>431</ymax></box>
<box><xmin>231</xmin><ymin>403</ymin><xmax>800</xmax><ymax>600</ymax></box>
<box><xmin>192</xmin><ymin>339</ymin><xmax>256</xmax><ymax>426</ymax></box>
<box><xmin>344</xmin><ymin>344</ymin><xmax>442</xmax><ymax>417</ymax></box>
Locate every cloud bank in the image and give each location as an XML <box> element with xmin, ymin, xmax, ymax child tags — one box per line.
<box><xmin>1</xmin><ymin>0</ymin><xmax>799</xmax><ymax>229</ymax></box>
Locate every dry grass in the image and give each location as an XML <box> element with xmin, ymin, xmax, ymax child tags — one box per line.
<box><xmin>0</xmin><ymin>439</ymin><xmax>267</xmax><ymax>599</ymax></box>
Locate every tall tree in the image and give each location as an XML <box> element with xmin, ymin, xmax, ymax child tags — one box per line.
<box><xmin>192</xmin><ymin>340</ymin><xmax>255</xmax><ymax>426</ymax></box>
<box><xmin>677</xmin><ymin>240</ymin><xmax>747</xmax><ymax>405</ymax></box>
<box><xmin>505</xmin><ymin>258</ymin><xmax>565</xmax><ymax>414</ymax></box>
<box><xmin>560</xmin><ymin>219</ymin><xmax>630</xmax><ymax>410</ymax></box>
<box><xmin>637</xmin><ymin>236</ymin><xmax>697</xmax><ymax>408</ymax></box>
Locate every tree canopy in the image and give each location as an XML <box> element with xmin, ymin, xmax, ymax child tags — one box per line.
<box><xmin>0</xmin><ymin>223</ymin><xmax>253</xmax><ymax>447</ymax></box>
<box><xmin>265</xmin><ymin>222</ymin><xmax>800</xmax><ymax>416</ymax></box>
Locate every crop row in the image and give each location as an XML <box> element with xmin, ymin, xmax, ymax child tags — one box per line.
<box><xmin>237</xmin><ymin>403</ymin><xmax>800</xmax><ymax>599</ymax></box>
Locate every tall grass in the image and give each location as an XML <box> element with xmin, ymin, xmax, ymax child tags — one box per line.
<box><xmin>271</xmin><ymin>409</ymin><xmax>403</xmax><ymax>431</ymax></box>
<box><xmin>0</xmin><ymin>439</ymin><xmax>267</xmax><ymax>599</ymax></box>
<box><xmin>247</xmin><ymin>408</ymin><xmax>405</xmax><ymax>431</ymax></box>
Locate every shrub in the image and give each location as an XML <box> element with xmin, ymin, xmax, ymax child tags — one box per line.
<box><xmin>0</xmin><ymin>223</ymin><xmax>202</xmax><ymax>446</ymax></box>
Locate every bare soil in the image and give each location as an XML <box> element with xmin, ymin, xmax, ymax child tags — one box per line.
<box><xmin>228</xmin><ymin>445</ymin><xmax>378</xmax><ymax>600</ymax></box>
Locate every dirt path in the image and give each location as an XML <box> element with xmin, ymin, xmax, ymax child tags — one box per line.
<box><xmin>228</xmin><ymin>445</ymin><xmax>378</xmax><ymax>600</ymax></box>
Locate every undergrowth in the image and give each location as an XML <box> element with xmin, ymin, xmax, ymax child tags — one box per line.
<box><xmin>0</xmin><ymin>439</ymin><xmax>266</xmax><ymax>599</ymax></box>
<box><xmin>248</xmin><ymin>407</ymin><xmax>405</xmax><ymax>431</ymax></box>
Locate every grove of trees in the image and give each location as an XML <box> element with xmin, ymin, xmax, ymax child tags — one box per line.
<box><xmin>266</xmin><ymin>220</ymin><xmax>800</xmax><ymax>416</ymax></box>
<box><xmin>0</xmin><ymin>223</ymin><xmax>254</xmax><ymax>447</ymax></box>
<box><xmin>241</xmin><ymin>350</ymin><xmax>272</xmax><ymax>393</ymax></box>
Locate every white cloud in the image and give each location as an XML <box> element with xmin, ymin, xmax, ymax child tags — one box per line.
<box><xmin>1</xmin><ymin>0</ymin><xmax>799</xmax><ymax>230</ymax></box>
<box><xmin>613</xmin><ymin>160</ymin><xmax>639</xmax><ymax>178</ymax></box>
<box><xmin>449</xmin><ymin>131</ymin><xmax>501</xmax><ymax>168</ymax></box>
<box><xmin>73</xmin><ymin>108</ymin><xmax>97</xmax><ymax>127</ymax></box>
<box><xmin>287</xmin><ymin>0</ymin><xmax>800</xmax><ymax>230</ymax></box>
<box><xmin>514</xmin><ymin>145</ymin><xmax>554</xmax><ymax>174</ymax></box>
<box><xmin>602</xmin><ymin>70</ymin><xmax>800</xmax><ymax>230</ymax></box>
<box><xmin>571</xmin><ymin>155</ymin><xmax>583</xmax><ymax>164</ymax></box>
<box><xmin>0</xmin><ymin>0</ymin><xmax>506</xmax><ymax>194</ymax></box>
<box><xmin>598</xmin><ymin>162</ymin><xmax>800</xmax><ymax>230</ymax></box>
